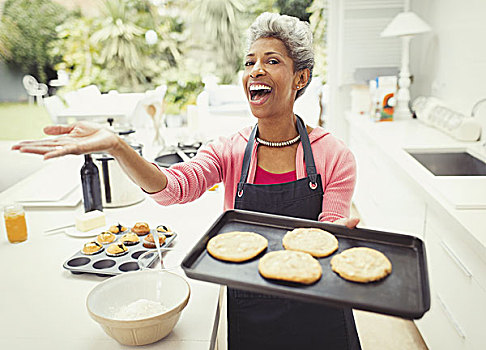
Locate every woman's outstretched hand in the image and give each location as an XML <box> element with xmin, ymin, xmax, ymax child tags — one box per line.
<box><xmin>12</xmin><ymin>122</ymin><xmax>120</xmax><ymax>160</ymax></box>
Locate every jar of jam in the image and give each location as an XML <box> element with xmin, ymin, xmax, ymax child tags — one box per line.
<box><xmin>3</xmin><ymin>203</ymin><xmax>28</xmax><ymax>243</ymax></box>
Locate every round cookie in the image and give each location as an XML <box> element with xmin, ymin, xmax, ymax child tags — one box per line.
<box><xmin>283</xmin><ymin>228</ymin><xmax>338</xmax><ymax>258</ymax></box>
<box><xmin>330</xmin><ymin>247</ymin><xmax>392</xmax><ymax>283</ymax></box>
<box><xmin>258</xmin><ymin>250</ymin><xmax>322</xmax><ymax>285</ymax></box>
<box><xmin>207</xmin><ymin>231</ymin><xmax>268</xmax><ymax>262</ymax></box>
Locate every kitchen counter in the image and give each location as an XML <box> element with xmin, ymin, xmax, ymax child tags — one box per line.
<box><xmin>345</xmin><ymin>112</ymin><xmax>486</xmax><ymax>349</ymax></box>
<box><xmin>0</xmin><ymin>159</ymin><xmax>225</xmax><ymax>349</ymax></box>
<box><xmin>345</xmin><ymin>113</ymin><xmax>486</xmax><ymax>258</ymax></box>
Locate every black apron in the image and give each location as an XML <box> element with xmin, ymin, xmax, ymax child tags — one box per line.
<box><xmin>229</xmin><ymin>116</ymin><xmax>361</xmax><ymax>350</ymax></box>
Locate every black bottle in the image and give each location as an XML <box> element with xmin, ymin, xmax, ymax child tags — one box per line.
<box><xmin>80</xmin><ymin>154</ymin><xmax>103</xmax><ymax>212</ymax></box>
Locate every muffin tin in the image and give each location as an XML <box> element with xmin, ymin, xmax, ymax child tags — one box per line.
<box><xmin>63</xmin><ymin>229</ymin><xmax>177</xmax><ymax>277</ymax></box>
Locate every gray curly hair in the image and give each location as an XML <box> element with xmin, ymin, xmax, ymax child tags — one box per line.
<box><xmin>247</xmin><ymin>12</ymin><xmax>314</xmax><ymax>100</ymax></box>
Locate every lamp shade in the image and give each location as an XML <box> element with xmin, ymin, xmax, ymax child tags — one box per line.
<box><xmin>381</xmin><ymin>11</ymin><xmax>431</xmax><ymax>37</ymax></box>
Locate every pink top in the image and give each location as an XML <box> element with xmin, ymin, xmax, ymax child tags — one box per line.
<box><xmin>149</xmin><ymin>126</ymin><xmax>356</xmax><ymax>222</ymax></box>
<box><xmin>254</xmin><ymin>166</ymin><xmax>297</xmax><ymax>185</ymax></box>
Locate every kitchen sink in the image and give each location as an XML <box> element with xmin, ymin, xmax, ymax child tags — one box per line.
<box><xmin>407</xmin><ymin>149</ymin><xmax>486</xmax><ymax>176</ymax></box>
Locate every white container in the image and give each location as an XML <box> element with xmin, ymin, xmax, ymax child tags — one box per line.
<box><xmin>94</xmin><ymin>152</ymin><xmax>145</xmax><ymax>208</ymax></box>
<box><xmin>86</xmin><ymin>270</ymin><xmax>190</xmax><ymax>346</ymax></box>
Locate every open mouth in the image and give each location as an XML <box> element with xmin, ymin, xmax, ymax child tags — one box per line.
<box><xmin>249</xmin><ymin>84</ymin><xmax>272</xmax><ymax>105</ymax></box>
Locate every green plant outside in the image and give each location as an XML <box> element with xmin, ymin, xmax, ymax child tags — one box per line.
<box><xmin>0</xmin><ymin>0</ymin><xmax>327</xmax><ymax>113</ymax></box>
<box><xmin>0</xmin><ymin>0</ymin><xmax>70</xmax><ymax>83</ymax></box>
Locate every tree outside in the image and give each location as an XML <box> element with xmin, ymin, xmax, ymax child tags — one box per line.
<box><xmin>0</xmin><ymin>0</ymin><xmax>328</xmax><ymax>112</ymax></box>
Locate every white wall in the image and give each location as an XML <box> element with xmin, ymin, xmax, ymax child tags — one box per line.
<box><xmin>410</xmin><ymin>0</ymin><xmax>486</xmax><ymax>135</ymax></box>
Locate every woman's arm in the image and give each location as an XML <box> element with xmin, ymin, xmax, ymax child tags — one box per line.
<box><xmin>318</xmin><ymin>147</ymin><xmax>359</xmax><ymax>228</ymax></box>
<box><xmin>12</xmin><ymin>122</ymin><xmax>167</xmax><ymax>193</ymax></box>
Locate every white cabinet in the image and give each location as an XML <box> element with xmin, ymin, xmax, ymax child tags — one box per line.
<box><xmin>348</xmin><ymin>120</ymin><xmax>427</xmax><ymax>237</ymax></box>
<box><xmin>416</xmin><ymin>205</ymin><xmax>486</xmax><ymax>350</ymax></box>
<box><xmin>346</xmin><ymin>116</ymin><xmax>486</xmax><ymax>350</ymax></box>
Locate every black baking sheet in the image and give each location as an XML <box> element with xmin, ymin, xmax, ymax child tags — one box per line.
<box><xmin>181</xmin><ymin>210</ymin><xmax>430</xmax><ymax>319</ymax></box>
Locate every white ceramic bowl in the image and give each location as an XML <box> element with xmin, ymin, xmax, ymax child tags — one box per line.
<box><xmin>86</xmin><ymin>270</ymin><xmax>190</xmax><ymax>346</ymax></box>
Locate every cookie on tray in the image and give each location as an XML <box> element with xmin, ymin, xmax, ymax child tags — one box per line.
<box><xmin>258</xmin><ymin>250</ymin><xmax>322</xmax><ymax>285</ymax></box>
<box><xmin>207</xmin><ymin>231</ymin><xmax>268</xmax><ymax>262</ymax></box>
<box><xmin>283</xmin><ymin>228</ymin><xmax>338</xmax><ymax>258</ymax></box>
<box><xmin>330</xmin><ymin>247</ymin><xmax>392</xmax><ymax>283</ymax></box>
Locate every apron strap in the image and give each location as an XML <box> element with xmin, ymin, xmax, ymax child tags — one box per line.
<box><xmin>295</xmin><ymin>115</ymin><xmax>318</xmax><ymax>184</ymax></box>
<box><xmin>237</xmin><ymin>124</ymin><xmax>258</xmax><ymax>194</ymax></box>
<box><xmin>237</xmin><ymin>115</ymin><xmax>318</xmax><ymax>193</ymax></box>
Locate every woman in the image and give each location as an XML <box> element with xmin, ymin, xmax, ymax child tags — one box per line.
<box><xmin>14</xmin><ymin>12</ymin><xmax>360</xmax><ymax>349</ymax></box>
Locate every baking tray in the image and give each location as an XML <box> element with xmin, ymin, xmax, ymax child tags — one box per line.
<box><xmin>181</xmin><ymin>210</ymin><xmax>430</xmax><ymax>319</ymax></box>
<box><xmin>63</xmin><ymin>230</ymin><xmax>177</xmax><ymax>277</ymax></box>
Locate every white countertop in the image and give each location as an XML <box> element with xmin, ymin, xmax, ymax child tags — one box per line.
<box><xmin>0</xmin><ymin>161</ymin><xmax>225</xmax><ymax>349</ymax></box>
<box><xmin>345</xmin><ymin>113</ymin><xmax>486</xmax><ymax>259</ymax></box>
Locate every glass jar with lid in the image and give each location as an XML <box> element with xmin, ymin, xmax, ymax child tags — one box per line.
<box><xmin>3</xmin><ymin>203</ymin><xmax>28</xmax><ymax>243</ymax></box>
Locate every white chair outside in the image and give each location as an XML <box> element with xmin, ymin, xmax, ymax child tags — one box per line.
<box><xmin>48</xmin><ymin>70</ymin><xmax>69</xmax><ymax>89</ymax></box>
<box><xmin>43</xmin><ymin>95</ymin><xmax>66</xmax><ymax>124</ymax></box>
<box><xmin>22</xmin><ymin>75</ymin><xmax>48</xmax><ymax>105</ymax></box>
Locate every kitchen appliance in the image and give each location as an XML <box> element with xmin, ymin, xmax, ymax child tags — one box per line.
<box><xmin>154</xmin><ymin>141</ymin><xmax>202</xmax><ymax>168</ymax></box>
<box><xmin>93</xmin><ymin>122</ymin><xmax>145</xmax><ymax>208</ymax></box>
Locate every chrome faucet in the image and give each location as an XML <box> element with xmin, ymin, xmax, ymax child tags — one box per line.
<box><xmin>471</xmin><ymin>97</ymin><xmax>486</xmax><ymax>118</ymax></box>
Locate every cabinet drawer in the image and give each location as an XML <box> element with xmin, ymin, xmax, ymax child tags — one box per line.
<box><xmin>415</xmin><ymin>292</ymin><xmax>468</xmax><ymax>350</ymax></box>
<box><xmin>426</xmin><ymin>229</ymin><xmax>486</xmax><ymax>349</ymax></box>
<box><xmin>426</xmin><ymin>205</ymin><xmax>486</xmax><ymax>291</ymax></box>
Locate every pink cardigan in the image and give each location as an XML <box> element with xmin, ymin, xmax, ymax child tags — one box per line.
<box><xmin>150</xmin><ymin>126</ymin><xmax>356</xmax><ymax>222</ymax></box>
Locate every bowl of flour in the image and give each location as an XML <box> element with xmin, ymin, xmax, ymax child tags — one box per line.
<box><xmin>86</xmin><ymin>270</ymin><xmax>190</xmax><ymax>345</ymax></box>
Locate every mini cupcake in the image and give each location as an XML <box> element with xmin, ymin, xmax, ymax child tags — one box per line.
<box><xmin>131</xmin><ymin>222</ymin><xmax>150</xmax><ymax>236</ymax></box>
<box><xmin>120</xmin><ymin>232</ymin><xmax>140</xmax><ymax>246</ymax></box>
<box><xmin>143</xmin><ymin>233</ymin><xmax>166</xmax><ymax>249</ymax></box>
<box><xmin>109</xmin><ymin>223</ymin><xmax>128</xmax><ymax>234</ymax></box>
<box><xmin>106</xmin><ymin>242</ymin><xmax>129</xmax><ymax>257</ymax></box>
<box><xmin>156</xmin><ymin>224</ymin><xmax>174</xmax><ymax>237</ymax></box>
<box><xmin>96</xmin><ymin>231</ymin><xmax>116</xmax><ymax>245</ymax></box>
<box><xmin>81</xmin><ymin>241</ymin><xmax>104</xmax><ymax>255</ymax></box>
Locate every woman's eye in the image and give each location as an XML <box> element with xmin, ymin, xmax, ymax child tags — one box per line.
<box><xmin>268</xmin><ymin>59</ymin><xmax>279</xmax><ymax>64</ymax></box>
<box><xmin>245</xmin><ymin>61</ymin><xmax>254</xmax><ymax>66</ymax></box>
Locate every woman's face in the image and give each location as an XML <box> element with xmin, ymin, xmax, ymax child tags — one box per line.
<box><xmin>242</xmin><ymin>37</ymin><xmax>304</xmax><ymax>119</ymax></box>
